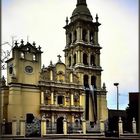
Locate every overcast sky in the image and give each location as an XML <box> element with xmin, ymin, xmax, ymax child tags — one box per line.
<box><xmin>2</xmin><ymin>0</ymin><xmax>139</xmax><ymax>110</ymax></box>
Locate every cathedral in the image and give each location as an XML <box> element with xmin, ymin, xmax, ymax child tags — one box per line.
<box><xmin>1</xmin><ymin>0</ymin><xmax>108</xmax><ymax>135</ymax></box>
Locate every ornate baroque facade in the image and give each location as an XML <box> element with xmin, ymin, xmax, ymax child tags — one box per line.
<box><xmin>1</xmin><ymin>0</ymin><xmax>108</xmax><ymax>134</ymax></box>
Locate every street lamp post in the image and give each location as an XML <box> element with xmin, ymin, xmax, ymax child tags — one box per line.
<box><xmin>114</xmin><ymin>83</ymin><xmax>119</xmax><ymax>110</ymax></box>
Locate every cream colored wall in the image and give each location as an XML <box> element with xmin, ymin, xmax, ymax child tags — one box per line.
<box><xmin>17</xmin><ymin>61</ymin><xmax>40</xmax><ymax>85</ymax></box>
<box><xmin>21</xmin><ymin>88</ymin><xmax>40</xmax><ymax>119</ymax></box>
<box><xmin>100</xmin><ymin>95</ymin><xmax>108</xmax><ymax>121</ymax></box>
<box><xmin>7</xmin><ymin>86</ymin><xmax>40</xmax><ymax>121</ymax></box>
<box><xmin>8</xmin><ymin>87</ymin><xmax>22</xmax><ymax>121</ymax></box>
<box><xmin>97</xmin><ymin>94</ymin><xmax>108</xmax><ymax>121</ymax></box>
<box><xmin>7</xmin><ymin>48</ymin><xmax>41</xmax><ymax>85</ymax></box>
<box><xmin>77</xmin><ymin>73</ymin><xmax>83</xmax><ymax>85</ymax></box>
<box><xmin>56</xmin><ymin>63</ymin><xmax>66</xmax><ymax>82</ymax></box>
<box><xmin>1</xmin><ymin>88</ymin><xmax>9</xmax><ymax>121</ymax></box>
<box><xmin>56</xmin><ymin>63</ymin><xmax>66</xmax><ymax>74</ymax></box>
<box><xmin>81</xmin><ymin>92</ymin><xmax>86</xmax><ymax>119</ymax></box>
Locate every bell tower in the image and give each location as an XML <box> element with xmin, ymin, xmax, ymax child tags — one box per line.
<box><xmin>6</xmin><ymin>40</ymin><xmax>42</xmax><ymax>85</ymax></box>
<box><xmin>5</xmin><ymin>40</ymin><xmax>42</xmax><ymax>121</ymax></box>
<box><xmin>64</xmin><ymin>0</ymin><xmax>108</xmax><ymax>130</ymax></box>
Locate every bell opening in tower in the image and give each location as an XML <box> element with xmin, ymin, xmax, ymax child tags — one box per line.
<box><xmin>84</xmin><ymin>75</ymin><xmax>89</xmax><ymax>120</ymax></box>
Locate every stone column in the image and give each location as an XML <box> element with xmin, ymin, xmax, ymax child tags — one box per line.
<box><xmin>98</xmin><ymin>53</ymin><xmax>100</xmax><ymax>66</ymax></box>
<box><xmin>64</xmin><ymin>96</ymin><xmax>66</xmax><ymax>106</ymax></box>
<box><xmin>63</xmin><ymin>118</ymin><xmax>67</xmax><ymax>135</ymax></box>
<box><xmin>19</xmin><ymin>117</ymin><xmax>25</xmax><ymax>136</ymax></box>
<box><xmin>66</xmin><ymin>32</ymin><xmax>69</xmax><ymax>46</ymax></box>
<box><xmin>70</xmin><ymin>73</ymin><xmax>73</xmax><ymax>83</ymax></box>
<box><xmin>71</xmin><ymin>54</ymin><xmax>73</xmax><ymax>67</ymax></box>
<box><xmin>88</xmin><ymin>75</ymin><xmax>91</xmax><ymax>85</ymax></box>
<box><xmin>95</xmin><ymin>54</ymin><xmax>98</xmax><ymax>66</ymax></box>
<box><xmin>80</xmin><ymin>73</ymin><xmax>84</xmax><ymax>85</ymax></box>
<box><xmin>96</xmin><ymin>53</ymin><xmax>99</xmax><ymax>66</ymax></box>
<box><xmin>88</xmin><ymin>53</ymin><xmax>91</xmax><ymax>66</ymax></box>
<box><xmin>76</xmin><ymin>51</ymin><xmax>78</xmax><ymax>65</ymax></box>
<box><xmin>77</xmin><ymin>27</ymin><xmax>80</xmax><ymax>42</ymax></box>
<box><xmin>72</xmin><ymin>114</ymin><xmax>75</xmax><ymax>128</ymax></box>
<box><xmin>132</xmin><ymin>117</ymin><xmax>137</xmax><ymax>134</ymax></box>
<box><xmin>51</xmin><ymin>91</ymin><xmax>54</xmax><ymax>105</ymax></box>
<box><xmin>55</xmin><ymin>95</ymin><xmax>57</xmax><ymax>105</ymax></box>
<box><xmin>71</xmin><ymin>93</ymin><xmax>74</xmax><ymax>106</ymax></box>
<box><xmin>50</xmin><ymin>70</ymin><xmax>53</xmax><ymax>81</ymax></box>
<box><xmin>87</xmin><ymin>30</ymin><xmax>90</xmax><ymax>43</ymax></box>
<box><xmin>95</xmin><ymin>32</ymin><xmax>98</xmax><ymax>45</ymax></box>
<box><xmin>72</xmin><ymin>31</ymin><xmax>74</xmax><ymax>43</ymax></box>
<box><xmin>100</xmin><ymin>120</ymin><xmax>105</xmax><ymax>135</ymax></box>
<box><xmin>52</xmin><ymin>114</ymin><xmax>55</xmax><ymax>124</ymax></box>
<box><xmin>83</xmin><ymin>93</ymin><xmax>86</xmax><ymax>119</ymax></box>
<box><xmin>79</xmin><ymin>94</ymin><xmax>82</xmax><ymax>106</ymax></box>
<box><xmin>51</xmin><ymin>113</ymin><xmax>55</xmax><ymax>133</ymax></box>
<box><xmin>12</xmin><ymin>118</ymin><xmax>17</xmax><ymax>135</ymax></box>
<box><xmin>80</xmin><ymin>28</ymin><xmax>83</xmax><ymax>41</ymax></box>
<box><xmin>41</xmin><ymin>91</ymin><xmax>44</xmax><ymax>105</ymax></box>
<box><xmin>77</xmin><ymin>51</ymin><xmax>80</xmax><ymax>64</ymax></box>
<box><xmin>41</xmin><ymin>117</ymin><xmax>46</xmax><ymax>136</ymax></box>
<box><xmin>118</xmin><ymin>117</ymin><xmax>123</xmax><ymax>136</ymax></box>
<box><xmin>82</xmin><ymin>119</ymin><xmax>86</xmax><ymax>134</ymax></box>
<box><xmin>65</xmin><ymin>54</ymin><xmax>68</xmax><ymax>67</ymax></box>
<box><xmin>81</xmin><ymin>51</ymin><xmax>83</xmax><ymax>65</ymax></box>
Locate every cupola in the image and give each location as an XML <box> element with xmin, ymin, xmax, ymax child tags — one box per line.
<box><xmin>71</xmin><ymin>0</ymin><xmax>93</xmax><ymax>22</ymax></box>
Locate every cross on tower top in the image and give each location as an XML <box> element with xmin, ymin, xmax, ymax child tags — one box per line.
<box><xmin>57</xmin><ymin>54</ymin><xmax>62</xmax><ymax>62</ymax></box>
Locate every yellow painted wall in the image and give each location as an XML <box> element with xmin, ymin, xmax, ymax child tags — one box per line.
<box><xmin>7</xmin><ymin>86</ymin><xmax>40</xmax><ymax>121</ymax></box>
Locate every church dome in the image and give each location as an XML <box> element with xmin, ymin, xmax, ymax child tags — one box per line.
<box><xmin>71</xmin><ymin>0</ymin><xmax>93</xmax><ymax>22</ymax></box>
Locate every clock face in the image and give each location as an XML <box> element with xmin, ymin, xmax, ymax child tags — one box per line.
<box><xmin>25</xmin><ymin>66</ymin><xmax>33</xmax><ymax>73</ymax></box>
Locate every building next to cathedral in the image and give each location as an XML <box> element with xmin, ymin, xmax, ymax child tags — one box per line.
<box><xmin>1</xmin><ymin>0</ymin><xmax>108</xmax><ymax>135</ymax></box>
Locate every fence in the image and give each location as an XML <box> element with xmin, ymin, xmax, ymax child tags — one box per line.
<box><xmin>1</xmin><ymin>116</ymin><xmax>138</xmax><ymax>137</ymax></box>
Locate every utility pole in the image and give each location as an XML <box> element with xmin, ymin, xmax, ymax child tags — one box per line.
<box><xmin>114</xmin><ymin>83</ymin><xmax>119</xmax><ymax>110</ymax></box>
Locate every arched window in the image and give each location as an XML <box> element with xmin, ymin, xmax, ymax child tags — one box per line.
<box><xmin>73</xmin><ymin>30</ymin><xmax>77</xmax><ymax>43</ymax></box>
<box><xmin>69</xmin><ymin>56</ymin><xmax>71</xmax><ymax>67</ymax></box>
<box><xmin>74</xmin><ymin>94</ymin><xmax>79</xmax><ymax>106</ymax></box>
<box><xmin>75</xmin><ymin>119</ymin><xmax>79</xmax><ymax>127</ymax></box>
<box><xmin>90</xmin><ymin>31</ymin><xmax>94</xmax><ymax>44</ymax></box>
<box><xmin>82</xmin><ymin>29</ymin><xmax>87</xmax><ymax>42</ymax></box>
<box><xmin>33</xmin><ymin>54</ymin><xmax>36</xmax><ymax>61</ymax></box>
<box><xmin>45</xmin><ymin>96</ymin><xmax>49</xmax><ymax>105</ymax></box>
<box><xmin>58</xmin><ymin>71</ymin><xmax>64</xmax><ymax>82</ymax></box>
<box><xmin>57</xmin><ymin>96</ymin><xmax>64</xmax><ymax>105</ymax></box>
<box><xmin>26</xmin><ymin>47</ymin><xmax>30</xmax><ymax>52</ymax></box>
<box><xmin>73</xmin><ymin>54</ymin><xmax>76</xmax><ymax>66</ymax></box>
<box><xmin>69</xmin><ymin>33</ymin><xmax>72</xmax><ymax>45</ymax></box>
<box><xmin>46</xmin><ymin>120</ymin><xmax>49</xmax><ymax>127</ymax></box>
<box><xmin>21</xmin><ymin>52</ymin><xmax>25</xmax><ymax>59</ymax></box>
<box><xmin>91</xmin><ymin>76</ymin><xmax>96</xmax><ymax>88</ymax></box>
<box><xmin>83</xmin><ymin>53</ymin><xmax>88</xmax><ymax>65</ymax></box>
<box><xmin>91</xmin><ymin>54</ymin><xmax>96</xmax><ymax>66</ymax></box>
<box><xmin>84</xmin><ymin>75</ymin><xmax>89</xmax><ymax>88</ymax></box>
<box><xmin>9</xmin><ymin>66</ymin><xmax>13</xmax><ymax>74</ymax></box>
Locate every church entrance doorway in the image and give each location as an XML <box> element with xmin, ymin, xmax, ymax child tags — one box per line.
<box><xmin>57</xmin><ymin>117</ymin><xmax>64</xmax><ymax>134</ymax></box>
